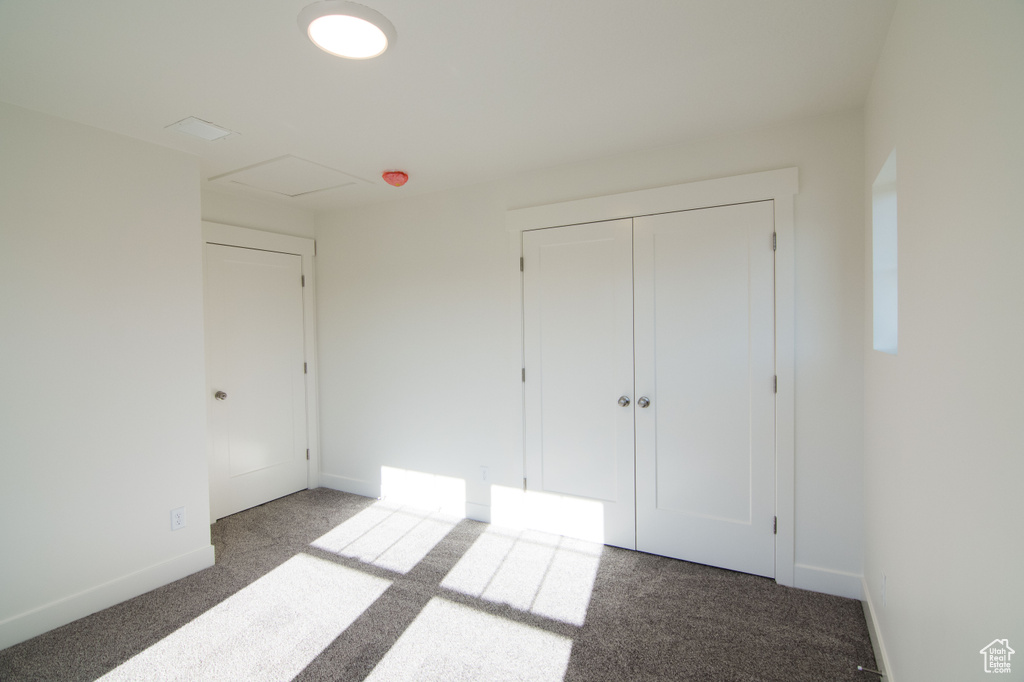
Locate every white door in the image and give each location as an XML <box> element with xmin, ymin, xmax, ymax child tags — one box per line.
<box><xmin>205</xmin><ymin>243</ymin><xmax>309</xmax><ymax>520</ymax></box>
<box><xmin>522</xmin><ymin>201</ymin><xmax>776</xmax><ymax>576</ymax></box>
<box><xmin>522</xmin><ymin>219</ymin><xmax>636</xmax><ymax>549</ymax></box>
<box><xmin>634</xmin><ymin>201</ymin><xmax>776</xmax><ymax>577</ymax></box>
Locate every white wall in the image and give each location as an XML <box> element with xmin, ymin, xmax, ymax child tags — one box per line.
<box><xmin>315</xmin><ymin>109</ymin><xmax>866</xmax><ymax>598</ymax></box>
<box><xmin>862</xmin><ymin>2</ymin><xmax>1024</xmax><ymax>680</ymax></box>
<box><xmin>201</xmin><ymin>188</ymin><xmax>315</xmax><ymax>239</ymax></box>
<box><xmin>0</xmin><ymin>103</ymin><xmax>214</xmax><ymax>649</ymax></box>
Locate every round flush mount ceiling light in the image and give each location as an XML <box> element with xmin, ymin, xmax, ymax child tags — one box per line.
<box><xmin>298</xmin><ymin>1</ymin><xmax>396</xmax><ymax>59</ymax></box>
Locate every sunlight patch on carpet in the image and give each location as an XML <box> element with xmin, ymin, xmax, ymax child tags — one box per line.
<box><xmin>440</xmin><ymin>527</ymin><xmax>601</xmax><ymax>626</ymax></box>
<box><xmin>311</xmin><ymin>500</ymin><xmax>459</xmax><ymax>574</ymax></box>
<box><xmin>310</xmin><ymin>466</ymin><xmax>465</xmax><ymax>574</ymax></box>
<box><xmin>97</xmin><ymin>554</ymin><xmax>390</xmax><ymax>681</ymax></box>
<box><xmin>364</xmin><ymin>597</ymin><xmax>573</xmax><ymax>682</ymax></box>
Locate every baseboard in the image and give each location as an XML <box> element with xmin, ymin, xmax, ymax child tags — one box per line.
<box><xmin>465</xmin><ymin>502</ymin><xmax>490</xmax><ymax>523</ymax></box>
<box><xmin>861</xmin><ymin>577</ymin><xmax>895</xmax><ymax>681</ymax></box>
<box><xmin>0</xmin><ymin>544</ymin><xmax>215</xmax><ymax>652</ymax></box>
<box><xmin>319</xmin><ymin>474</ymin><xmax>491</xmax><ymax>524</ymax></box>
<box><xmin>792</xmin><ymin>563</ymin><xmax>864</xmax><ymax>600</ymax></box>
<box><xmin>318</xmin><ymin>472</ymin><xmax>379</xmax><ymax>499</ymax></box>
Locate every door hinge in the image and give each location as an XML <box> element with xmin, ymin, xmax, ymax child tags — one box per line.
<box><xmin>313</xmin><ymin>241</ymin><xmax>317</xmax><ymax>256</ymax></box>
<box><xmin>523</xmin><ymin>477</ymin><xmax>527</xmax><ymax>491</ymax></box>
<box><xmin>304</xmin><ymin>362</ymin><xmax>308</xmax><ymax>374</ymax></box>
<box><xmin>774</xmin><ymin>375</ymin><xmax>778</xmax><ymax>393</ymax></box>
<box><xmin>306</xmin><ymin>449</ymin><xmax>310</xmax><ymax>461</ymax></box>
<box><xmin>301</xmin><ymin>275</ymin><xmax>305</xmax><ymax>287</ymax></box>
<box><xmin>772</xmin><ymin>232</ymin><xmax>777</xmax><ymax>251</ymax></box>
<box><xmin>773</xmin><ymin>516</ymin><xmax>778</xmax><ymax>535</ymax></box>
<box><xmin>522</xmin><ymin>368</ymin><xmax>526</xmax><ymax>382</ymax></box>
<box><xmin>520</xmin><ymin>256</ymin><xmax>524</xmax><ymax>272</ymax></box>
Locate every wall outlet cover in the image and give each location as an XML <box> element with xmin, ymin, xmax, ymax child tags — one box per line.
<box><xmin>171</xmin><ymin>506</ymin><xmax>186</xmax><ymax>531</ymax></box>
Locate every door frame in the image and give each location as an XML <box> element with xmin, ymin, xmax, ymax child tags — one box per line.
<box><xmin>504</xmin><ymin>168</ymin><xmax>798</xmax><ymax>587</ymax></box>
<box><xmin>201</xmin><ymin>221</ymin><xmax>322</xmax><ymax>503</ymax></box>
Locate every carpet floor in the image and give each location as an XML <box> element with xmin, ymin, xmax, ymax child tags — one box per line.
<box><xmin>0</xmin><ymin>489</ymin><xmax>878</xmax><ymax>681</ymax></box>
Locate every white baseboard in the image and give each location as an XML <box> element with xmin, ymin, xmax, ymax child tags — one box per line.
<box><xmin>464</xmin><ymin>502</ymin><xmax>490</xmax><ymax>524</ymax></box>
<box><xmin>861</xmin><ymin>577</ymin><xmax>895</xmax><ymax>681</ymax></box>
<box><xmin>318</xmin><ymin>475</ymin><xmax>491</xmax><ymax>525</ymax></box>
<box><xmin>792</xmin><ymin>563</ymin><xmax>864</xmax><ymax>600</ymax></box>
<box><xmin>0</xmin><ymin>544</ymin><xmax>215</xmax><ymax>652</ymax></box>
<box><xmin>318</xmin><ymin>472</ymin><xmax>379</xmax><ymax>499</ymax></box>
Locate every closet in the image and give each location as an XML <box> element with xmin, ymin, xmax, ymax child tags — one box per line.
<box><xmin>522</xmin><ymin>200</ymin><xmax>777</xmax><ymax>578</ymax></box>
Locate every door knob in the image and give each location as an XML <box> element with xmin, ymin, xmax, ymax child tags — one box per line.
<box><xmin>214</xmin><ymin>390</ymin><xmax>228</xmax><ymax>401</ymax></box>
<box><xmin>618</xmin><ymin>396</ymin><xmax>630</xmax><ymax>407</ymax></box>
<box><xmin>637</xmin><ymin>396</ymin><xmax>650</xmax><ymax>408</ymax></box>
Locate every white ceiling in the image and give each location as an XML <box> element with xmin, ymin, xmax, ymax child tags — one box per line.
<box><xmin>0</xmin><ymin>0</ymin><xmax>895</xmax><ymax>211</ymax></box>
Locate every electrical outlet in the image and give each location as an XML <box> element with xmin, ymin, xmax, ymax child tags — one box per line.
<box><xmin>881</xmin><ymin>572</ymin><xmax>887</xmax><ymax>607</ymax></box>
<box><xmin>171</xmin><ymin>507</ymin><xmax>186</xmax><ymax>531</ymax></box>
<box><xmin>480</xmin><ymin>466</ymin><xmax>489</xmax><ymax>482</ymax></box>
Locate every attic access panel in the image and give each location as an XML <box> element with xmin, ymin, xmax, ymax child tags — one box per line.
<box><xmin>211</xmin><ymin>155</ymin><xmax>366</xmax><ymax>197</ymax></box>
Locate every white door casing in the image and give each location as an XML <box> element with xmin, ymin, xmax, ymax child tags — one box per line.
<box><xmin>633</xmin><ymin>201</ymin><xmax>776</xmax><ymax>577</ymax></box>
<box><xmin>522</xmin><ymin>219</ymin><xmax>636</xmax><ymax>549</ymax></box>
<box><xmin>202</xmin><ymin>222</ymin><xmax>321</xmax><ymax>521</ymax></box>
<box><xmin>506</xmin><ymin>168</ymin><xmax>797</xmax><ymax>586</ymax></box>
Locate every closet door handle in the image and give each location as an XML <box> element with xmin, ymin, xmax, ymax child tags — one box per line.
<box><xmin>618</xmin><ymin>396</ymin><xmax>631</xmax><ymax>407</ymax></box>
<box><xmin>637</xmin><ymin>396</ymin><xmax>650</xmax><ymax>408</ymax></box>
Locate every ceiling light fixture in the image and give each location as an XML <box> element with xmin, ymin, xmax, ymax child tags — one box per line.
<box><xmin>298</xmin><ymin>1</ymin><xmax>396</xmax><ymax>59</ymax></box>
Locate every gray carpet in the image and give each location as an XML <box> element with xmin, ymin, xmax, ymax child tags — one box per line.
<box><xmin>0</xmin><ymin>489</ymin><xmax>878</xmax><ymax>681</ymax></box>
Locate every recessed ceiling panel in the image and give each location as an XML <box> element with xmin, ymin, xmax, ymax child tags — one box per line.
<box><xmin>210</xmin><ymin>155</ymin><xmax>365</xmax><ymax>197</ymax></box>
<box><xmin>166</xmin><ymin>116</ymin><xmax>235</xmax><ymax>141</ymax></box>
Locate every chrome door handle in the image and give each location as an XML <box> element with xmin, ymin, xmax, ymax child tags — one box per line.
<box><xmin>618</xmin><ymin>396</ymin><xmax>630</xmax><ymax>407</ymax></box>
<box><xmin>214</xmin><ymin>391</ymin><xmax>228</xmax><ymax>401</ymax></box>
<box><xmin>637</xmin><ymin>396</ymin><xmax>650</xmax><ymax>408</ymax></box>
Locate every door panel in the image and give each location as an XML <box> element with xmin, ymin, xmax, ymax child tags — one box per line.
<box><xmin>522</xmin><ymin>220</ymin><xmax>635</xmax><ymax>549</ymax></box>
<box><xmin>634</xmin><ymin>201</ymin><xmax>776</xmax><ymax>577</ymax></box>
<box><xmin>205</xmin><ymin>244</ymin><xmax>308</xmax><ymax>520</ymax></box>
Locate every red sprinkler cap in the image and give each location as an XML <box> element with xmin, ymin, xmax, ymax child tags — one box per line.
<box><xmin>382</xmin><ymin>170</ymin><xmax>409</xmax><ymax>187</ymax></box>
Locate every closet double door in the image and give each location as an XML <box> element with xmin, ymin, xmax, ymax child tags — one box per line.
<box><xmin>523</xmin><ymin>201</ymin><xmax>776</xmax><ymax>578</ymax></box>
